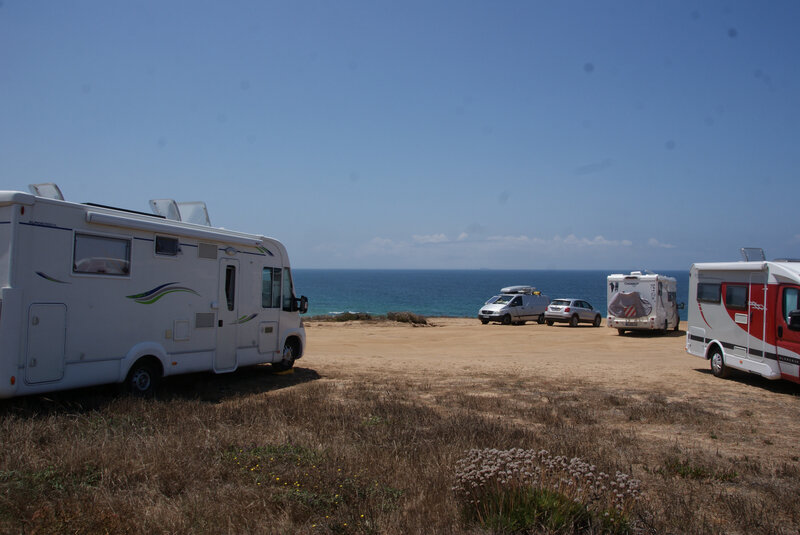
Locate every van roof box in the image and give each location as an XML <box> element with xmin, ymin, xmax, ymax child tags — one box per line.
<box><xmin>501</xmin><ymin>286</ymin><xmax>540</xmax><ymax>295</ymax></box>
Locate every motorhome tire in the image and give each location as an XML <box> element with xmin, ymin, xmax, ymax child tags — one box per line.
<box><xmin>272</xmin><ymin>340</ymin><xmax>296</xmax><ymax>372</ymax></box>
<box><xmin>125</xmin><ymin>360</ymin><xmax>160</xmax><ymax>397</ymax></box>
<box><xmin>537</xmin><ymin>314</ymin><xmax>545</xmax><ymax>324</ymax></box>
<box><xmin>502</xmin><ymin>314</ymin><xmax>512</xmax><ymax>325</ymax></box>
<box><xmin>674</xmin><ymin>320</ymin><xmax>680</xmax><ymax>331</ymax></box>
<box><xmin>710</xmin><ymin>347</ymin><xmax>730</xmax><ymax>378</ymax></box>
<box><xmin>593</xmin><ymin>315</ymin><xmax>601</xmax><ymax>327</ymax></box>
<box><xmin>569</xmin><ymin>315</ymin><xmax>579</xmax><ymax>327</ymax></box>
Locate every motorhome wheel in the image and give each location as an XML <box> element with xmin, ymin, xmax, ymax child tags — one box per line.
<box><xmin>126</xmin><ymin>360</ymin><xmax>160</xmax><ymax>396</ymax></box>
<box><xmin>272</xmin><ymin>341</ymin><xmax>296</xmax><ymax>372</ymax></box>
<box><xmin>710</xmin><ymin>347</ymin><xmax>730</xmax><ymax>379</ymax></box>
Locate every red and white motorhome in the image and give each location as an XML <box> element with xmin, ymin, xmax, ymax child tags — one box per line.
<box><xmin>686</xmin><ymin>252</ymin><xmax>800</xmax><ymax>383</ymax></box>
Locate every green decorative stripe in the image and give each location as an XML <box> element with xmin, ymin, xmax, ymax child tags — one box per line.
<box><xmin>36</xmin><ymin>271</ymin><xmax>70</xmax><ymax>284</ymax></box>
<box><xmin>127</xmin><ymin>283</ymin><xmax>200</xmax><ymax>304</ymax></box>
<box><xmin>234</xmin><ymin>313</ymin><xmax>258</xmax><ymax>324</ymax></box>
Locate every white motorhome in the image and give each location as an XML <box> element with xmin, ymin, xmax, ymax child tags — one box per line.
<box><xmin>0</xmin><ymin>184</ymin><xmax>308</xmax><ymax>398</ymax></box>
<box><xmin>686</xmin><ymin>249</ymin><xmax>800</xmax><ymax>384</ymax></box>
<box><xmin>607</xmin><ymin>271</ymin><xmax>681</xmax><ymax>335</ymax></box>
<box><xmin>478</xmin><ymin>286</ymin><xmax>550</xmax><ymax>325</ymax></box>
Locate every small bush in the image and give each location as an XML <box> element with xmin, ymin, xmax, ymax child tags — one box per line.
<box><xmin>386</xmin><ymin>311</ymin><xmax>428</xmax><ymax>325</ymax></box>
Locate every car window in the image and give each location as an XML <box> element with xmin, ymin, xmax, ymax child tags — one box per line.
<box><xmin>552</xmin><ymin>300</ymin><xmax>570</xmax><ymax>306</ymax></box>
<box><xmin>511</xmin><ymin>296</ymin><xmax>522</xmax><ymax>306</ymax></box>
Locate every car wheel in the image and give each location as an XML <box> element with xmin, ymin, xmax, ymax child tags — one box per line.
<box><xmin>569</xmin><ymin>315</ymin><xmax>579</xmax><ymax>327</ymax></box>
<box><xmin>546</xmin><ymin>319</ymin><xmax>554</xmax><ymax>326</ymax></box>
<box><xmin>710</xmin><ymin>347</ymin><xmax>730</xmax><ymax>378</ymax></box>
<box><xmin>537</xmin><ymin>314</ymin><xmax>545</xmax><ymax>324</ymax></box>
<box><xmin>480</xmin><ymin>319</ymin><xmax>489</xmax><ymax>325</ymax></box>
<box><xmin>502</xmin><ymin>314</ymin><xmax>512</xmax><ymax>325</ymax></box>
<box><xmin>593</xmin><ymin>315</ymin><xmax>601</xmax><ymax>327</ymax></box>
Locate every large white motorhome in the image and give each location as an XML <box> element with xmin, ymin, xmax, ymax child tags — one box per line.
<box><xmin>686</xmin><ymin>249</ymin><xmax>800</xmax><ymax>383</ymax></box>
<box><xmin>606</xmin><ymin>271</ymin><xmax>681</xmax><ymax>335</ymax></box>
<box><xmin>0</xmin><ymin>184</ymin><xmax>308</xmax><ymax>398</ymax></box>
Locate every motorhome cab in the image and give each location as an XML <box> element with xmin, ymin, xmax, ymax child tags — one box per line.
<box><xmin>686</xmin><ymin>249</ymin><xmax>800</xmax><ymax>383</ymax></box>
<box><xmin>478</xmin><ymin>286</ymin><xmax>550</xmax><ymax>325</ymax></box>
<box><xmin>0</xmin><ymin>184</ymin><xmax>308</xmax><ymax>398</ymax></box>
<box><xmin>607</xmin><ymin>271</ymin><xmax>682</xmax><ymax>335</ymax></box>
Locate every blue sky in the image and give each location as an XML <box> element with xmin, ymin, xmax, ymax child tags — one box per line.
<box><xmin>1</xmin><ymin>1</ymin><xmax>798</xmax><ymax>270</ymax></box>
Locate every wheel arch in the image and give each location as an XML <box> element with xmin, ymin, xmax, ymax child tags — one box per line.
<box><xmin>121</xmin><ymin>342</ymin><xmax>168</xmax><ymax>383</ymax></box>
<box><xmin>282</xmin><ymin>333</ymin><xmax>304</xmax><ymax>359</ymax></box>
<box><xmin>704</xmin><ymin>340</ymin><xmax>724</xmax><ymax>361</ymax></box>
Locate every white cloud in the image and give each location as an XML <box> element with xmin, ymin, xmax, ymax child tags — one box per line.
<box><xmin>648</xmin><ymin>238</ymin><xmax>676</xmax><ymax>249</ymax></box>
<box><xmin>556</xmin><ymin>234</ymin><xmax>632</xmax><ymax>247</ymax></box>
<box><xmin>457</xmin><ymin>232</ymin><xmax>469</xmax><ymax>241</ymax></box>
<box><xmin>412</xmin><ymin>233</ymin><xmax>448</xmax><ymax>244</ymax></box>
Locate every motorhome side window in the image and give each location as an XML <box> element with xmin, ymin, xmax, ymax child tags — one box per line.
<box><xmin>725</xmin><ymin>285</ymin><xmax>748</xmax><ymax>310</ymax></box>
<box><xmin>282</xmin><ymin>267</ymin><xmax>294</xmax><ymax>312</ymax></box>
<box><xmin>155</xmin><ymin>236</ymin><xmax>179</xmax><ymax>256</ymax></box>
<box><xmin>224</xmin><ymin>265</ymin><xmax>236</xmax><ymax>311</ymax></box>
<box><xmin>697</xmin><ymin>283</ymin><xmax>721</xmax><ymax>303</ymax></box>
<box><xmin>783</xmin><ymin>288</ymin><xmax>800</xmax><ymax>324</ymax></box>
<box><xmin>73</xmin><ymin>233</ymin><xmax>131</xmax><ymax>275</ymax></box>
<box><xmin>261</xmin><ymin>267</ymin><xmax>282</xmax><ymax>308</ymax></box>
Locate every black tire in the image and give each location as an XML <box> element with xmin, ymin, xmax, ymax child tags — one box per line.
<box><xmin>546</xmin><ymin>319</ymin><xmax>554</xmax><ymax>326</ymax></box>
<box><xmin>569</xmin><ymin>315</ymin><xmax>579</xmax><ymax>327</ymax></box>
<box><xmin>272</xmin><ymin>340</ymin><xmax>297</xmax><ymax>372</ymax></box>
<box><xmin>502</xmin><ymin>314</ymin><xmax>512</xmax><ymax>325</ymax></box>
<box><xmin>537</xmin><ymin>314</ymin><xmax>545</xmax><ymax>324</ymax></box>
<box><xmin>480</xmin><ymin>319</ymin><xmax>489</xmax><ymax>325</ymax></box>
<box><xmin>710</xmin><ymin>347</ymin><xmax>730</xmax><ymax>378</ymax></box>
<box><xmin>593</xmin><ymin>315</ymin><xmax>602</xmax><ymax>327</ymax></box>
<box><xmin>125</xmin><ymin>360</ymin><xmax>160</xmax><ymax>397</ymax></box>
<box><xmin>674</xmin><ymin>319</ymin><xmax>680</xmax><ymax>331</ymax></box>
<box><xmin>617</xmin><ymin>328</ymin><xmax>626</xmax><ymax>336</ymax></box>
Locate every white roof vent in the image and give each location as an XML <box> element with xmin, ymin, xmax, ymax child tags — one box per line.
<box><xmin>29</xmin><ymin>183</ymin><xmax>64</xmax><ymax>200</ymax></box>
<box><xmin>177</xmin><ymin>201</ymin><xmax>211</xmax><ymax>226</ymax></box>
<box><xmin>149</xmin><ymin>199</ymin><xmax>182</xmax><ymax>221</ymax></box>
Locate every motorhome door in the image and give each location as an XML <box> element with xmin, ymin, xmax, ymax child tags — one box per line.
<box><xmin>776</xmin><ymin>284</ymin><xmax>800</xmax><ymax>379</ymax></box>
<box><xmin>216</xmin><ymin>259</ymin><xmax>239</xmax><ymax>372</ymax></box>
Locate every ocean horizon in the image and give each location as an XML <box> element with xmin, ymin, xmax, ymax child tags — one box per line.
<box><xmin>293</xmin><ymin>269</ymin><xmax>690</xmax><ymax>320</ymax></box>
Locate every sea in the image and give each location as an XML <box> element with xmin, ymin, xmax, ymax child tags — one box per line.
<box><xmin>293</xmin><ymin>269</ymin><xmax>691</xmax><ymax>320</ymax></box>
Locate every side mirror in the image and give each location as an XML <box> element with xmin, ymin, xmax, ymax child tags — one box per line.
<box><xmin>296</xmin><ymin>295</ymin><xmax>309</xmax><ymax>314</ymax></box>
<box><xmin>678</xmin><ymin>302</ymin><xmax>685</xmax><ymax>310</ymax></box>
<box><xmin>788</xmin><ymin>310</ymin><xmax>800</xmax><ymax>331</ymax></box>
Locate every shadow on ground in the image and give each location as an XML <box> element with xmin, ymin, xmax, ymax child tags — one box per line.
<box><xmin>0</xmin><ymin>365</ymin><xmax>321</xmax><ymax>416</ymax></box>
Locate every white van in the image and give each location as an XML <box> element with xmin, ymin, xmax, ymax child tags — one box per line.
<box><xmin>0</xmin><ymin>184</ymin><xmax>308</xmax><ymax>398</ymax></box>
<box><xmin>478</xmin><ymin>286</ymin><xmax>550</xmax><ymax>325</ymax></box>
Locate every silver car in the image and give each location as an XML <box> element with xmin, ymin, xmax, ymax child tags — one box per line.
<box><xmin>545</xmin><ymin>298</ymin><xmax>602</xmax><ymax>327</ymax></box>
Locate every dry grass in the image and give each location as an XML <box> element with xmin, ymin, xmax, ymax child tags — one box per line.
<box><xmin>1</xmin><ymin>364</ymin><xmax>799</xmax><ymax>534</ymax></box>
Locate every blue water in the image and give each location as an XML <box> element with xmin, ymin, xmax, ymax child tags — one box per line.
<box><xmin>293</xmin><ymin>269</ymin><xmax>690</xmax><ymax>320</ymax></box>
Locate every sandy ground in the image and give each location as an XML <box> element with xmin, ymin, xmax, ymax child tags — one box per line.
<box><xmin>301</xmin><ymin>318</ymin><xmax>800</xmax><ymax>463</ymax></box>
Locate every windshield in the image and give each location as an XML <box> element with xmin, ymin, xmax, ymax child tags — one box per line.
<box><xmin>494</xmin><ymin>295</ymin><xmax>513</xmax><ymax>305</ymax></box>
<box><xmin>484</xmin><ymin>295</ymin><xmax>500</xmax><ymax>305</ymax></box>
<box><xmin>551</xmin><ymin>300</ymin><xmax>571</xmax><ymax>306</ymax></box>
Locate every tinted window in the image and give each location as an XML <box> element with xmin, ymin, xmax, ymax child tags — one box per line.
<box><xmin>73</xmin><ymin>233</ymin><xmax>131</xmax><ymax>275</ymax></box>
<box><xmin>155</xmin><ymin>236</ymin><xmax>179</xmax><ymax>256</ymax></box>
<box><xmin>282</xmin><ymin>267</ymin><xmax>293</xmax><ymax>311</ymax></box>
<box><xmin>725</xmin><ymin>285</ymin><xmax>748</xmax><ymax>310</ymax></box>
<box><xmin>697</xmin><ymin>283</ymin><xmax>721</xmax><ymax>303</ymax></box>
<box><xmin>225</xmin><ymin>265</ymin><xmax>236</xmax><ymax>311</ymax></box>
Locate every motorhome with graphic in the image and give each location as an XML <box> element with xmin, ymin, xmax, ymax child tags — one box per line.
<box><xmin>606</xmin><ymin>271</ymin><xmax>681</xmax><ymax>334</ymax></box>
<box><xmin>686</xmin><ymin>248</ymin><xmax>800</xmax><ymax>384</ymax></box>
<box><xmin>0</xmin><ymin>183</ymin><xmax>308</xmax><ymax>398</ymax></box>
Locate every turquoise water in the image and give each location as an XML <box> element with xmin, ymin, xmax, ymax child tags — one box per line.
<box><xmin>293</xmin><ymin>269</ymin><xmax>690</xmax><ymax>320</ymax></box>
